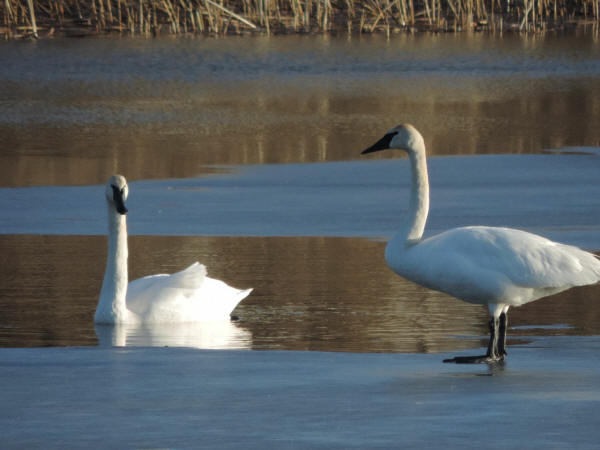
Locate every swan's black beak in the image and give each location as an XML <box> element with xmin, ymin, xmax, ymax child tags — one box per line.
<box><xmin>115</xmin><ymin>199</ymin><xmax>128</xmax><ymax>215</ymax></box>
<box><xmin>361</xmin><ymin>132</ymin><xmax>397</xmax><ymax>154</ymax></box>
<box><xmin>111</xmin><ymin>185</ymin><xmax>128</xmax><ymax>215</ymax></box>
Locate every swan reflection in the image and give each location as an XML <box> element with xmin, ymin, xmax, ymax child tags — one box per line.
<box><xmin>95</xmin><ymin>320</ymin><xmax>252</xmax><ymax>349</ymax></box>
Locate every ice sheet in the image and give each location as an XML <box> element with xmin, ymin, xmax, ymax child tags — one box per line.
<box><xmin>1</xmin><ymin>153</ymin><xmax>599</xmax><ymax>248</ymax></box>
<box><xmin>1</xmin><ymin>337</ymin><xmax>600</xmax><ymax>449</ymax></box>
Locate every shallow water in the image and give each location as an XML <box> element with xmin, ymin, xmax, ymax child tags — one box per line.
<box><xmin>2</xmin><ymin>152</ymin><xmax>599</xmax><ymax>351</ymax></box>
<box><xmin>1</xmin><ymin>34</ymin><xmax>600</xmax><ymax>187</ymax></box>
<box><xmin>2</xmin><ymin>33</ymin><xmax>600</xmax><ymax>449</ymax></box>
<box><xmin>1</xmin><ymin>34</ymin><xmax>599</xmax><ymax>340</ymax></box>
<box><xmin>1</xmin><ymin>32</ymin><xmax>600</xmax><ymax>351</ymax></box>
<box><xmin>2</xmin><ymin>234</ymin><xmax>599</xmax><ymax>352</ymax></box>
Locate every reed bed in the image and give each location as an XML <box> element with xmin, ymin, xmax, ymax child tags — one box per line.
<box><xmin>1</xmin><ymin>0</ymin><xmax>599</xmax><ymax>38</ymax></box>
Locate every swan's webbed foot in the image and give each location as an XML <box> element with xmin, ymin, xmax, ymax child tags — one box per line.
<box><xmin>443</xmin><ymin>312</ymin><xmax>508</xmax><ymax>364</ymax></box>
<box><xmin>443</xmin><ymin>354</ymin><xmax>505</xmax><ymax>364</ymax></box>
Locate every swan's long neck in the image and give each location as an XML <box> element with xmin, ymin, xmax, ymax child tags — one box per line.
<box><xmin>96</xmin><ymin>205</ymin><xmax>129</xmax><ymax>324</ymax></box>
<box><xmin>404</xmin><ymin>143</ymin><xmax>430</xmax><ymax>244</ymax></box>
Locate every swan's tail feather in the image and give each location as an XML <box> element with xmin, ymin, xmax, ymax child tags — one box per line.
<box><xmin>166</xmin><ymin>262</ymin><xmax>207</xmax><ymax>290</ymax></box>
<box><xmin>236</xmin><ymin>288</ymin><xmax>253</xmax><ymax>304</ymax></box>
<box><xmin>227</xmin><ymin>288</ymin><xmax>253</xmax><ymax>317</ymax></box>
<box><xmin>198</xmin><ymin>278</ymin><xmax>253</xmax><ymax>319</ymax></box>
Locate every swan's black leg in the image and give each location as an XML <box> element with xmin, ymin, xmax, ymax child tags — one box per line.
<box><xmin>497</xmin><ymin>312</ymin><xmax>508</xmax><ymax>357</ymax></box>
<box><xmin>486</xmin><ymin>317</ymin><xmax>498</xmax><ymax>358</ymax></box>
<box><xmin>444</xmin><ymin>316</ymin><xmax>504</xmax><ymax>364</ymax></box>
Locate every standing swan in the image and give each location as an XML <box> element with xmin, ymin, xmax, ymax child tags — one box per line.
<box><xmin>362</xmin><ymin>124</ymin><xmax>600</xmax><ymax>363</ymax></box>
<box><xmin>95</xmin><ymin>175</ymin><xmax>252</xmax><ymax>325</ymax></box>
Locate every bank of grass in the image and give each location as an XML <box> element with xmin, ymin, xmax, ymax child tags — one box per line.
<box><xmin>1</xmin><ymin>0</ymin><xmax>599</xmax><ymax>39</ymax></box>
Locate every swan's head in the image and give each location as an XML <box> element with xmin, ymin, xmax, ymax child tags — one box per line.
<box><xmin>105</xmin><ymin>174</ymin><xmax>129</xmax><ymax>215</ymax></box>
<box><xmin>361</xmin><ymin>124</ymin><xmax>424</xmax><ymax>155</ymax></box>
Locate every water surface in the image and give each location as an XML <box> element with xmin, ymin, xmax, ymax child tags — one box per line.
<box><xmin>2</xmin><ymin>33</ymin><xmax>600</xmax><ymax>449</ymax></box>
<box><xmin>1</xmin><ymin>33</ymin><xmax>599</xmax><ymax>353</ymax></box>
<box><xmin>2</xmin><ymin>234</ymin><xmax>599</xmax><ymax>351</ymax></box>
<box><xmin>1</xmin><ymin>34</ymin><xmax>600</xmax><ymax>186</ymax></box>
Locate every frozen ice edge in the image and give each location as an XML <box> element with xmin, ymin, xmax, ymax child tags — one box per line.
<box><xmin>1</xmin><ymin>152</ymin><xmax>600</xmax><ymax>249</ymax></box>
<box><xmin>1</xmin><ymin>338</ymin><xmax>600</xmax><ymax>449</ymax></box>
<box><xmin>2</xmin><ymin>152</ymin><xmax>600</xmax><ymax>448</ymax></box>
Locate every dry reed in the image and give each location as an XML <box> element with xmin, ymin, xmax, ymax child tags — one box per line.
<box><xmin>1</xmin><ymin>0</ymin><xmax>599</xmax><ymax>38</ymax></box>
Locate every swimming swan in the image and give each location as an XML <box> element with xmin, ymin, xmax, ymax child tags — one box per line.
<box><xmin>362</xmin><ymin>124</ymin><xmax>600</xmax><ymax>363</ymax></box>
<box><xmin>95</xmin><ymin>175</ymin><xmax>253</xmax><ymax>325</ymax></box>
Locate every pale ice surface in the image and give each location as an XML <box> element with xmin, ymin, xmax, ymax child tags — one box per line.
<box><xmin>1</xmin><ymin>337</ymin><xmax>600</xmax><ymax>449</ymax></box>
<box><xmin>2</xmin><ymin>152</ymin><xmax>600</xmax><ymax>248</ymax></box>
<box><xmin>3</xmin><ymin>152</ymin><xmax>600</xmax><ymax>449</ymax></box>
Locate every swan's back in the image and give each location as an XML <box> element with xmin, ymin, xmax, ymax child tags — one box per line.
<box><xmin>386</xmin><ymin>226</ymin><xmax>600</xmax><ymax>306</ymax></box>
<box><xmin>126</xmin><ymin>262</ymin><xmax>251</xmax><ymax>322</ymax></box>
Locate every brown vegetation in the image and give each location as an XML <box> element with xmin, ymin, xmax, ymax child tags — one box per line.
<box><xmin>1</xmin><ymin>0</ymin><xmax>599</xmax><ymax>39</ymax></box>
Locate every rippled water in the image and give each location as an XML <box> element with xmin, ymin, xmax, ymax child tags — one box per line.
<box><xmin>1</xmin><ymin>33</ymin><xmax>600</xmax><ymax>352</ymax></box>
<box><xmin>1</xmin><ymin>34</ymin><xmax>600</xmax><ymax>186</ymax></box>
<box><xmin>1</xmin><ymin>235</ymin><xmax>599</xmax><ymax>351</ymax></box>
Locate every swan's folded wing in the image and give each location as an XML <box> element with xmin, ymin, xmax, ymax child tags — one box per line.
<box><xmin>406</xmin><ymin>227</ymin><xmax>600</xmax><ymax>305</ymax></box>
<box><xmin>466</xmin><ymin>228</ymin><xmax>600</xmax><ymax>289</ymax></box>
<box><xmin>126</xmin><ymin>262</ymin><xmax>207</xmax><ymax>315</ymax></box>
<box><xmin>157</xmin><ymin>262</ymin><xmax>207</xmax><ymax>290</ymax></box>
<box><xmin>519</xmin><ymin>243</ymin><xmax>600</xmax><ymax>288</ymax></box>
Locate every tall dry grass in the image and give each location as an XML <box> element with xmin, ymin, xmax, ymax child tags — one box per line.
<box><xmin>1</xmin><ymin>0</ymin><xmax>599</xmax><ymax>38</ymax></box>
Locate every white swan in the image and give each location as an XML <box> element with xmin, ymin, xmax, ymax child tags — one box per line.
<box><xmin>95</xmin><ymin>174</ymin><xmax>253</xmax><ymax>325</ymax></box>
<box><xmin>362</xmin><ymin>124</ymin><xmax>600</xmax><ymax>363</ymax></box>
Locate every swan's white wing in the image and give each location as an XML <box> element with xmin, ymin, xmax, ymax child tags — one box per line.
<box><xmin>153</xmin><ymin>261</ymin><xmax>207</xmax><ymax>290</ymax></box>
<box><xmin>125</xmin><ymin>262</ymin><xmax>252</xmax><ymax>322</ymax></box>
<box><xmin>126</xmin><ymin>262</ymin><xmax>207</xmax><ymax>317</ymax></box>
<box><xmin>390</xmin><ymin>226</ymin><xmax>600</xmax><ymax>305</ymax></box>
<box><xmin>440</xmin><ymin>227</ymin><xmax>600</xmax><ymax>286</ymax></box>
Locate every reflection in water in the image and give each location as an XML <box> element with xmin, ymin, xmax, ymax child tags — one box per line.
<box><xmin>95</xmin><ymin>321</ymin><xmax>251</xmax><ymax>349</ymax></box>
<box><xmin>1</xmin><ymin>35</ymin><xmax>600</xmax><ymax>187</ymax></box>
<box><xmin>1</xmin><ymin>234</ymin><xmax>599</xmax><ymax>353</ymax></box>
